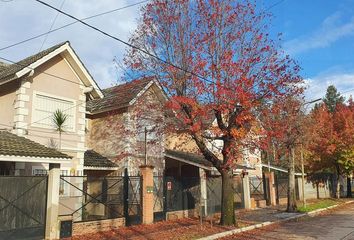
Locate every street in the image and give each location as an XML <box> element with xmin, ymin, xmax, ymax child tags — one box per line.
<box><xmin>226</xmin><ymin>202</ymin><xmax>354</xmax><ymax>240</ymax></box>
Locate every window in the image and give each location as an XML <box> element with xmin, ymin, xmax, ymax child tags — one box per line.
<box><xmin>32</xmin><ymin>93</ymin><xmax>75</xmax><ymax>131</ymax></box>
<box><xmin>59</xmin><ymin>170</ymin><xmax>69</xmax><ymax>196</ymax></box>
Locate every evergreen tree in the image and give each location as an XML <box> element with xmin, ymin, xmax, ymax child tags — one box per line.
<box><xmin>323</xmin><ymin>85</ymin><xmax>345</xmax><ymax>113</ymax></box>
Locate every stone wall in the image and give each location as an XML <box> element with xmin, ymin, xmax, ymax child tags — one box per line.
<box><xmin>166</xmin><ymin>209</ymin><xmax>198</xmax><ymax>220</ymax></box>
<box><xmin>72</xmin><ymin>217</ymin><xmax>125</xmax><ymax>236</ymax></box>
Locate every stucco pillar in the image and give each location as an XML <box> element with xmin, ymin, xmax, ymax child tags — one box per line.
<box><xmin>297</xmin><ymin>177</ymin><xmax>304</xmax><ymax>201</ymax></box>
<box><xmin>199</xmin><ymin>168</ymin><xmax>207</xmax><ymax>217</ymax></box>
<box><xmin>45</xmin><ymin>163</ymin><xmax>60</xmax><ymax>240</ymax></box>
<box><xmin>264</xmin><ymin>172</ymin><xmax>276</xmax><ymax>206</ymax></box>
<box><xmin>242</xmin><ymin>172</ymin><xmax>251</xmax><ymax>209</ymax></box>
<box><xmin>139</xmin><ymin>165</ymin><xmax>154</xmax><ymax>224</ymax></box>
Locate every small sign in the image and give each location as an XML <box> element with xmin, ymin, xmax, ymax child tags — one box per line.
<box><xmin>167</xmin><ymin>181</ymin><xmax>172</xmax><ymax>190</ymax></box>
<box><xmin>146</xmin><ymin>186</ymin><xmax>154</xmax><ymax>193</ymax></box>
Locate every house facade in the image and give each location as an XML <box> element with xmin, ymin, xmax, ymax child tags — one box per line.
<box><xmin>0</xmin><ymin>41</ymin><xmax>103</xmax><ymax>176</ymax></box>
<box><xmin>86</xmin><ymin>78</ymin><xmax>167</xmax><ymax>175</ymax></box>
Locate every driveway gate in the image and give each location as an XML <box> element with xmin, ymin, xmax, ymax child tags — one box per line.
<box><xmin>0</xmin><ymin>176</ymin><xmax>47</xmax><ymax>240</ymax></box>
<box><xmin>165</xmin><ymin>177</ymin><xmax>200</xmax><ymax>212</ymax></box>
<box><xmin>153</xmin><ymin>175</ymin><xmax>165</xmax><ymax>222</ymax></box>
<box><xmin>124</xmin><ymin>175</ymin><xmax>142</xmax><ymax>226</ymax></box>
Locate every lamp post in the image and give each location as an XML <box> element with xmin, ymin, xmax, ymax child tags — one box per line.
<box><xmin>300</xmin><ymin>98</ymin><xmax>321</xmax><ymax>207</ymax></box>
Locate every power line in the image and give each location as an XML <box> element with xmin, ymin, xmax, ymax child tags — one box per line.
<box><xmin>33</xmin><ymin>0</ymin><xmax>287</xmax><ymax>90</ymax></box>
<box><xmin>0</xmin><ymin>0</ymin><xmax>149</xmax><ymax>51</ymax></box>
<box><xmin>33</xmin><ymin>0</ymin><xmax>215</xmax><ymax>86</ymax></box>
<box><xmin>39</xmin><ymin>0</ymin><xmax>66</xmax><ymax>51</ymax></box>
<box><xmin>266</xmin><ymin>0</ymin><xmax>285</xmax><ymax>11</ymax></box>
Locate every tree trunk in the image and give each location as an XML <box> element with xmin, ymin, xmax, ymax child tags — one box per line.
<box><xmin>220</xmin><ymin>169</ymin><xmax>235</xmax><ymax>225</ymax></box>
<box><xmin>347</xmin><ymin>176</ymin><xmax>352</xmax><ymax>198</ymax></box>
<box><xmin>287</xmin><ymin>148</ymin><xmax>297</xmax><ymax>212</ymax></box>
<box><xmin>59</xmin><ymin>132</ymin><xmax>62</xmax><ymax>150</ymax></box>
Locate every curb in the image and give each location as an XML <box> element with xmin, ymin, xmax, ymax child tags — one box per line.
<box><xmin>198</xmin><ymin>200</ymin><xmax>354</xmax><ymax>240</ymax></box>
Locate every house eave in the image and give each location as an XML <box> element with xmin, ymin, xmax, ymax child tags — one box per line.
<box><xmin>9</xmin><ymin>42</ymin><xmax>103</xmax><ymax>99</ymax></box>
<box><xmin>165</xmin><ymin>153</ymin><xmax>214</xmax><ymax>171</ymax></box>
<box><xmin>83</xmin><ymin>166</ymin><xmax>119</xmax><ymax>171</ymax></box>
<box><xmin>0</xmin><ymin>154</ymin><xmax>71</xmax><ymax>164</ymax></box>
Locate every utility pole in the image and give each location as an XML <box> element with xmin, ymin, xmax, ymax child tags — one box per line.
<box><xmin>300</xmin><ymin>143</ymin><xmax>306</xmax><ymax>207</ymax></box>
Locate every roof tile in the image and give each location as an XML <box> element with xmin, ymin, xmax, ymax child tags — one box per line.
<box><xmin>84</xmin><ymin>150</ymin><xmax>117</xmax><ymax>168</ymax></box>
<box><xmin>0</xmin><ymin>42</ymin><xmax>67</xmax><ymax>83</ymax></box>
<box><xmin>0</xmin><ymin>131</ymin><xmax>71</xmax><ymax>159</ymax></box>
<box><xmin>87</xmin><ymin>77</ymin><xmax>153</xmax><ymax>113</ymax></box>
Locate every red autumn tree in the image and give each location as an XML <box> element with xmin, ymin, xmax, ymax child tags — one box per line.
<box><xmin>308</xmin><ymin>101</ymin><xmax>354</xmax><ymax>198</ymax></box>
<box><xmin>260</xmin><ymin>96</ymin><xmax>306</xmax><ymax>212</ymax></box>
<box><xmin>125</xmin><ymin>0</ymin><xmax>304</xmax><ymax>225</ymax></box>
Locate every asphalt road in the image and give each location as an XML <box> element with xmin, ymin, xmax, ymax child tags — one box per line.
<box><xmin>228</xmin><ymin>202</ymin><xmax>354</xmax><ymax>240</ymax></box>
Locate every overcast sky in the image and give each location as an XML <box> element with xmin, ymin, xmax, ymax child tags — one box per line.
<box><xmin>1</xmin><ymin>0</ymin><xmax>354</xmax><ymax>103</ymax></box>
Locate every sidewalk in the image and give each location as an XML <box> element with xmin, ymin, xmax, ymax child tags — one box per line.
<box><xmin>66</xmin><ymin>199</ymin><xmax>350</xmax><ymax>240</ymax></box>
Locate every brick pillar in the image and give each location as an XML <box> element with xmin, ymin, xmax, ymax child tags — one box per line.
<box><xmin>242</xmin><ymin>172</ymin><xmax>251</xmax><ymax>209</ymax></box>
<box><xmin>139</xmin><ymin>165</ymin><xmax>154</xmax><ymax>224</ymax></box>
<box><xmin>45</xmin><ymin>163</ymin><xmax>60</xmax><ymax>240</ymax></box>
<box><xmin>264</xmin><ymin>172</ymin><xmax>276</xmax><ymax>206</ymax></box>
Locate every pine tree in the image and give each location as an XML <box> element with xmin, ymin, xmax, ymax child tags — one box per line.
<box><xmin>323</xmin><ymin>85</ymin><xmax>345</xmax><ymax>113</ymax></box>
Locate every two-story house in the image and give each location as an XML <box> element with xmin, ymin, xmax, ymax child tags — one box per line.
<box><xmin>86</xmin><ymin>77</ymin><xmax>167</xmax><ymax>176</ymax></box>
<box><xmin>0</xmin><ymin>41</ymin><xmax>105</xmax><ymax>176</ymax></box>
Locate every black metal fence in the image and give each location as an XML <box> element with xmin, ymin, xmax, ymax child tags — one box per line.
<box><xmin>206</xmin><ymin>176</ymin><xmax>221</xmax><ymax>215</ymax></box>
<box><xmin>165</xmin><ymin>176</ymin><xmax>200</xmax><ymax>212</ymax></box>
<box><xmin>124</xmin><ymin>175</ymin><xmax>142</xmax><ymax>226</ymax></box>
<box><xmin>232</xmin><ymin>175</ymin><xmax>243</xmax><ymax>209</ymax></box>
<box><xmin>205</xmin><ymin>175</ymin><xmax>243</xmax><ymax>216</ymax></box>
<box><xmin>275</xmin><ymin>176</ymin><xmax>288</xmax><ymax>203</ymax></box>
<box><xmin>249</xmin><ymin>176</ymin><xmax>266</xmax><ymax>201</ymax></box>
<box><xmin>153</xmin><ymin>175</ymin><xmax>164</xmax><ymax>222</ymax></box>
<box><xmin>0</xmin><ymin>176</ymin><xmax>47</xmax><ymax>240</ymax></box>
<box><xmin>59</xmin><ymin>176</ymin><xmax>124</xmax><ymax>223</ymax></box>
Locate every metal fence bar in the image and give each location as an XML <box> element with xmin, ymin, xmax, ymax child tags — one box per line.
<box><xmin>59</xmin><ymin>176</ymin><xmax>124</xmax><ymax>222</ymax></box>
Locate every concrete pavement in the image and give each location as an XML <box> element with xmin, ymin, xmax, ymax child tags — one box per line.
<box><xmin>227</xmin><ymin>202</ymin><xmax>354</xmax><ymax>240</ymax></box>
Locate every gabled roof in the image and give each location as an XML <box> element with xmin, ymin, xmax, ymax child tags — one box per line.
<box><xmin>0</xmin><ymin>131</ymin><xmax>71</xmax><ymax>161</ymax></box>
<box><xmin>87</xmin><ymin>77</ymin><xmax>163</xmax><ymax>114</ymax></box>
<box><xmin>84</xmin><ymin>150</ymin><xmax>118</xmax><ymax>170</ymax></box>
<box><xmin>0</xmin><ymin>42</ymin><xmax>66</xmax><ymax>82</ymax></box>
<box><xmin>0</xmin><ymin>41</ymin><xmax>103</xmax><ymax>98</ymax></box>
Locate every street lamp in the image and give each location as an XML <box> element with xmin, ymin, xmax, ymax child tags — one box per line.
<box><xmin>300</xmin><ymin>98</ymin><xmax>322</xmax><ymax>207</ymax></box>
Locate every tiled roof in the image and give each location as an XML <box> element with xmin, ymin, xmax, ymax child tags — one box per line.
<box><xmin>87</xmin><ymin>77</ymin><xmax>153</xmax><ymax>113</ymax></box>
<box><xmin>0</xmin><ymin>131</ymin><xmax>71</xmax><ymax>159</ymax></box>
<box><xmin>0</xmin><ymin>42</ymin><xmax>67</xmax><ymax>84</ymax></box>
<box><xmin>0</xmin><ymin>61</ymin><xmax>9</xmax><ymax>72</ymax></box>
<box><xmin>84</xmin><ymin>150</ymin><xmax>117</xmax><ymax>168</ymax></box>
<box><xmin>165</xmin><ymin>149</ymin><xmax>214</xmax><ymax>168</ymax></box>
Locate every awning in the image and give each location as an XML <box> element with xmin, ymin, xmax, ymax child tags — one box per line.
<box><xmin>261</xmin><ymin>163</ymin><xmax>304</xmax><ymax>176</ymax></box>
<box><xmin>0</xmin><ymin>131</ymin><xmax>71</xmax><ymax>164</ymax></box>
<box><xmin>165</xmin><ymin>149</ymin><xmax>255</xmax><ymax>172</ymax></box>
<box><xmin>84</xmin><ymin>150</ymin><xmax>118</xmax><ymax>170</ymax></box>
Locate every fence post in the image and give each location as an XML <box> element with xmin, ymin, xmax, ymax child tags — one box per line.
<box><xmin>123</xmin><ymin>168</ymin><xmax>129</xmax><ymax>225</ymax></box>
<box><xmin>242</xmin><ymin>172</ymin><xmax>251</xmax><ymax>209</ymax></box>
<box><xmin>139</xmin><ymin>165</ymin><xmax>154</xmax><ymax>224</ymax></box>
<box><xmin>264</xmin><ymin>172</ymin><xmax>276</xmax><ymax>206</ymax></box>
<box><xmin>45</xmin><ymin>163</ymin><xmax>60</xmax><ymax>240</ymax></box>
<box><xmin>199</xmin><ymin>168</ymin><xmax>207</xmax><ymax>217</ymax></box>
